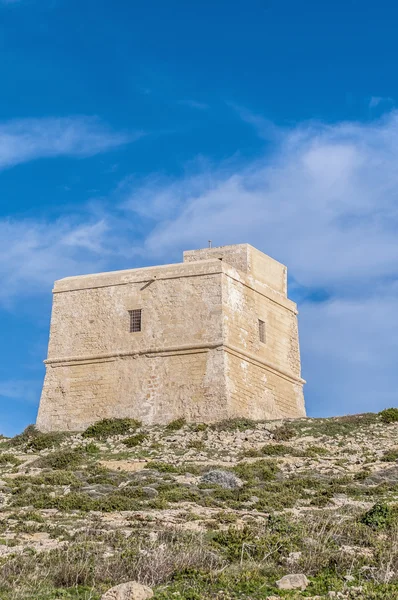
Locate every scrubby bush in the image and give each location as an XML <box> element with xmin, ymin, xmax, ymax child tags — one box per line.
<box><xmin>165</xmin><ymin>418</ymin><xmax>186</xmax><ymax>431</ymax></box>
<box><xmin>162</xmin><ymin>486</ymin><xmax>202</xmax><ymax>503</ymax></box>
<box><xmin>381</xmin><ymin>448</ymin><xmax>398</xmax><ymax>462</ymax></box>
<box><xmin>304</xmin><ymin>445</ymin><xmax>328</xmax><ymax>457</ymax></box>
<box><xmin>272</xmin><ymin>422</ymin><xmax>296</xmax><ymax>441</ymax></box>
<box><xmin>379</xmin><ymin>408</ymin><xmax>398</xmax><ymax>424</ymax></box>
<box><xmin>82</xmin><ymin>418</ymin><xmax>141</xmax><ymax>439</ymax></box>
<box><xmin>0</xmin><ymin>453</ymin><xmax>21</xmax><ymax>466</ymax></box>
<box><xmin>83</xmin><ymin>442</ymin><xmax>101</xmax><ymax>455</ymax></box>
<box><xmin>36</xmin><ymin>448</ymin><xmax>85</xmax><ymax>470</ymax></box>
<box><xmin>9</xmin><ymin>424</ymin><xmax>39</xmax><ymax>447</ymax></box>
<box><xmin>293</xmin><ymin>413</ymin><xmax>379</xmax><ymax>438</ymax></box>
<box><xmin>360</xmin><ymin>502</ymin><xmax>398</xmax><ymax>529</ymax></box>
<box><xmin>233</xmin><ymin>460</ymin><xmax>278</xmax><ymax>483</ymax></box>
<box><xmin>261</xmin><ymin>443</ymin><xmax>289</xmax><ymax>456</ymax></box>
<box><xmin>188</xmin><ymin>440</ymin><xmax>206</xmax><ymax>451</ymax></box>
<box><xmin>26</xmin><ymin>432</ymin><xmax>66</xmax><ymax>452</ymax></box>
<box><xmin>210</xmin><ymin>418</ymin><xmax>256</xmax><ymax>432</ymax></box>
<box><xmin>190</xmin><ymin>423</ymin><xmax>208</xmax><ymax>432</ymax></box>
<box><xmin>122</xmin><ymin>433</ymin><xmax>147</xmax><ymax>447</ymax></box>
<box><xmin>146</xmin><ymin>461</ymin><xmax>179</xmax><ymax>473</ymax></box>
<box><xmin>9</xmin><ymin>425</ymin><xmax>68</xmax><ymax>451</ymax></box>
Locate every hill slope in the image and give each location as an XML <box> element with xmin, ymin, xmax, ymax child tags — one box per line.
<box><xmin>1</xmin><ymin>411</ymin><xmax>398</xmax><ymax>599</ymax></box>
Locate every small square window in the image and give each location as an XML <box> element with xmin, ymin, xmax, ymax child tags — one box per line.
<box><xmin>258</xmin><ymin>319</ymin><xmax>266</xmax><ymax>344</ymax></box>
<box><xmin>129</xmin><ymin>309</ymin><xmax>142</xmax><ymax>333</ymax></box>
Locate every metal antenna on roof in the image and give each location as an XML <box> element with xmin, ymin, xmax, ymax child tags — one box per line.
<box><xmin>208</xmin><ymin>240</ymin><xmax>212</xmax><ymax>248</ymax></box>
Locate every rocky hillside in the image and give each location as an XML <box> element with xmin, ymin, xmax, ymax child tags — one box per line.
<box><xmin>1</xmin><ymin>410</ymin><xmax>398</xmax><ymax>599</ymax></box>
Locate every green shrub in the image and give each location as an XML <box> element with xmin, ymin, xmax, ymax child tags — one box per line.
<box><xmin>210</xmin><ymin>418</ymin><xmax>256</xmax><ymax>432</ymax></box>
<box><xmin>9</xmin><ymin>424</ymin><xmax>39</xmax><ymax>447</ymax></box>
<box><xmin>381</xmin><ymin>448</ymin><xmax>398</xmax><ymax>462</ymax></box>
<box><xmin>212</xmin><ymin>517</ymin><xmax>301</xmax><ymax>562</ymax></box>
<box><xmin>50</xmin><ymin>492</ymin><xmax>95</xmax><ymax>512</ymax></box>
<box><xmin>0</xmin><ymin>453</ymin><xmax>21</xmax><ymax>466</ymax></box>
<box><xmin>212</xmin><ymin>525</ymin><xmax>258</xmax><ymax>560</ymax></box>
<box><xmin>36</xmin><ymin>471</ymin><xmax>81</xmax><ymax>486</ymax></box>
<box><xmin>272</xmin><ymin>423</ymin><xmax>296</xmax><ymax>441</ymax></box>
<box><xmin>354</xmin><ymin>468</ymin><xmax>371</xmax><ymax>481</ymax></box>
<box><xmin>165</xmin><ymin>418</ymin><xmax>186</xmax><ymax>431</ymax></box>
<box><xmin>122</xmin><ymin>433</ymin><xmax>147</xmax><ymax>447</ymax></box>
<box><xmin>304</xmin><ymin>445</ymin><xmax>329</xmax><ymax>457</ymax></box>
<box><xmin>95</xmin><ymin>494</ymin><xmax>141</xmax><ymax>512</ymax></box>
<box><xmin>82</xmin><ymin>418</ymin><xmax>141</xmax><ymax>439</ymax></box>
<box><xmin>146</xmin><ymin>461</ymin><xmax>179</xmax><ymax>473</ymax></box>
<box><xmin>162</xmin><ymin>486</ymin><xmax>202</xmax><ymax>503</ymax></box>
<box><xmin>241</xmin><ymin>448</ymin><xmax>262</xmax><ymax>458</ymax></box>
<box><xmin>29</xmin><ymin>433</ymin><xmax>66</xmax><ymax>452</ymax></box>
<box><xmin>233</xmin><ymin>460</ymin><xmax>278</xmax><ymax>483</ymax></box>
<box><xmin>293</xmin><ymin>413</ymin><xmax>379</xmax><ymax>438</ymax></box>
<box><xmin>309</xmin><ymin>489</ymin><xmax>334</xmax><ymax>507</ymax></box>
<box><xmin>83</xmin><ymin>442</ymin><xmax>100</xmax><ymax>455</ymax></box>
<box><xmin>360</xmin><ymin>502</ymin><xmax>398</xmax><ymax>529</ymax></box>
<box><xmin>188</xmin><ymin>440</ymin><xmax>206</xmax><ymax>451</ymax></box>
<box><xmin>261</xmin><ymin>443</ymin><xmax>289</xmax><ymax>456</ymax></box>
<box><xmin>190</xmin><ymin>423</ymin><xmax>208</xmax><ymax>432</ymax></box>
<box><xmin>36</xmin><ymin>449</ymin><xmax>85</xmax><ymax>470</ymax></box>
<box><xmin>379</xmin><ymin>408</ymin><xmax>398</xmax><ymax>424</ymax></box>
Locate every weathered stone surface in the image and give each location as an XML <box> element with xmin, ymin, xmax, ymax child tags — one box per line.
<box><xmin>37</xmin><ymin>244</ymin><xmax>306</xmax><ymax>432</ymax></box>
<box><xmin>276</xmin><ymin>573</ymin><xmax>309</xmax><ymax>590</ymax></box>
<box><xmin>365</xmin><ymin>466</ymin><xmax>398</xmax><ymax>484</ymax></box>
<box><xmin>200</xmin><ymin>470</ymin><xmax>243</xmax><ymax>489</ymax></box>
<box><xmin>101</xmin><ymin>581</ymin><xmax>153</xmax><ymax>600</ymax></box>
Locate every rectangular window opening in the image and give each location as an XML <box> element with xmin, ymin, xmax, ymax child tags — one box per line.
<box><xmin>129</xmin><ymin>309</ymin><xmax>142</xmax><ymax>333</ymax></box>
<box><xmin>258</xmin><ymin>319</ymin><xmax>266</xmax><ymax>344</ymax></box>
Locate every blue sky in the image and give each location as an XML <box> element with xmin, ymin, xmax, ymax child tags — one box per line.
<box><xmin>1</xmin><ymin>0</ymin><xmax>398</xmax><ymax>436</ymax></box>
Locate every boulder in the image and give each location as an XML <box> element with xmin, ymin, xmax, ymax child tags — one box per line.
<box><xmin>276</xmin><ymin>574</ymin><xmax>309</xmax><ymax>590</ymax></box>
<box><xmin>101</xmin><ymin>581</ymin><xmax>153</xmax><ymax>600</ymax></box>
<box><xmin>200</xmin><ymin>470</ymin><xmax>242</xmax><ymax>489</ymax></box>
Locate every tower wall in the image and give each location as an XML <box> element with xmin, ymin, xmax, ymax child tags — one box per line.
<box><xmin>220</xmin><ymin>253</ymin><xmax>305</xmax><ymax>420</ymax></box>
<box><xmin>37</xmin><ymin>245</ymin><xmax>306</xmax><ymax>432</ymax></box>
<box><xmin>37</xmin><ymin>260</ymin><xmax>228</xmax><ymax>431</ymax></box>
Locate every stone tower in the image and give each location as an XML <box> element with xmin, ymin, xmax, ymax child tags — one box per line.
<box><xmin>37</xmin><ymin>244</ymin><xmax>306</xmax><ymax>431</ymax></box>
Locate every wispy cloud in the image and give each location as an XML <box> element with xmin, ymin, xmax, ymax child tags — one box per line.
<box><xmin>0</xmin><ymin>116</ymin><xmax>136</xmax><ymax>170</ymax></box>
<box><xmin>229</xmin><ymin>103</ymin><xmax>280</xmax><ymax>141</ymax></box>
<box><xmin>0</xmin><ymin>217</ymin><xmax>113</xmax><ymax>305</ymax></box>
<box><xmin>368</xmin><ymin>96</ymin><xmax>394</xmax><ymax>109</ymax></box>
<box><xmin>179</xmin><ymin>99</ymin><xmax>209</xmax><ymax>111</ymax></box>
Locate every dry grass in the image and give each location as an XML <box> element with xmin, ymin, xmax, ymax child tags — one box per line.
<box><xmin>0</xmin><ymin>529</ymin><xmax>221</xmax><ymax>599</ymax></box>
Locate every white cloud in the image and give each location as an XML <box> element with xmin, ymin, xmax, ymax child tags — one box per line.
<box><xmin>0</xmin><ymin>217</ymin><xmax>115</xmax><ymax>305</ymax></box>
<box><xmin>135</xmin><ymin>113</ymin><xmax>398</xmax><ymax>296</ymax></box>
<box><xmin>0</xmin><ymin>116</ymin><xmax>135</xmax><ymax>170</ymax></box>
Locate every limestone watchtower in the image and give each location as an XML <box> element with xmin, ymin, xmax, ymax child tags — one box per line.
<box><xmin>37</xmin><ymin>244</ymin><xmax>306</xmax><ymax>431</ymax></box>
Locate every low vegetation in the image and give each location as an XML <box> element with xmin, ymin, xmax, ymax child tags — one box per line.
<box><xmin>82</xmin><ymin>418</ymin><xmax>141</xmax><ymax>439</ymax></box>
<box><xmin>379</xmin><ymin>407</ymin><xmax>398</xmax><ymax>424</ymax></box>
<box><xmin>0</xmin><ymin>409</ymin><xmax>398</xmax><ymax>599</ymax></box>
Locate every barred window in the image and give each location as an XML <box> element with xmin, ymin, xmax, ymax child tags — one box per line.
<box><xmin>129</xmin><ymin>309</ymin><xmax>142</xmax><ymax>333</ymax></box>
<box><xmin>258</xmin><ymin>319</ymin><xmax>266</xmax><ymax>344</ymax></box>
